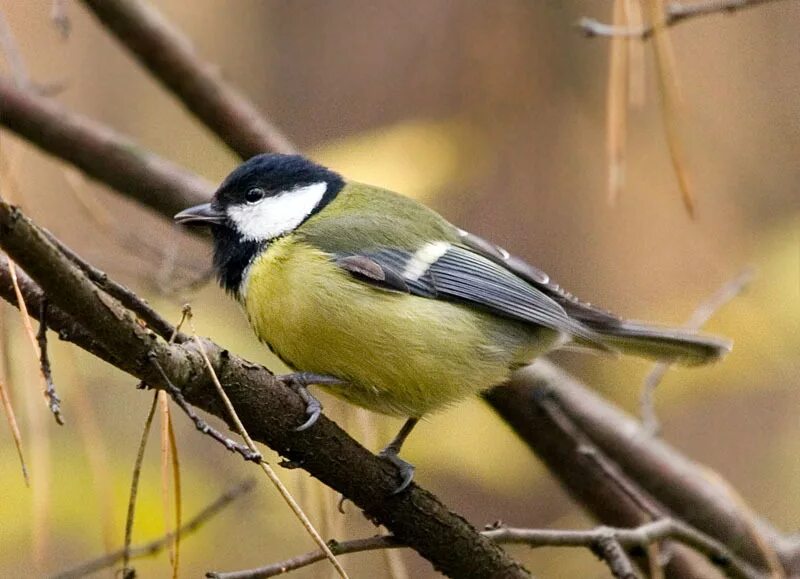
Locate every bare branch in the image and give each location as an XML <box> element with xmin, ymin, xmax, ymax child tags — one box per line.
<box><xmin>0</xmin><ymin>202</ymin><xmax>530</xmax><ymax>579</ymax></box>
<box><xmin>53</xmin><ymin>479</ymin><xmax>257</xmax><ymax>579</ymax></box>
<box><xmin>42</xmin><ymin>228</ymin><xmax>182</xmax><ymax>343</ymax></box>
<box><xmin>578</xmin><ymin>0</ymin><xmax>793</xmax><ymax>39</ymax></box>
<box><xmin>36</xmin><ymin>299</ymin><xmax>64</xmax><ymax>424</ymax></box>
<box><xmin>212</xmin><ymin>518</ymin><xmax>763</xmax><ymax>579</ymax></box>
<box><xmin>0</xmin><ymin>77</ymin><xmax>213</xmax><ymax>219</ymax></box>
<box><xmin>593</xmin><ymin>534</ymin><xmax>637</xmax><ymax>579</ymax></box>
<box><xmin>79</xmin><ymin>0</ymin><xmax>296</xmax><ymax>159</ymax></box>
<box><xmin>490</xmin><ymin>362</ymin><xmax>788</xmax><ymax>574</ymax></box>
<box><xmin>485</xmin><ymin>380</ymin><xmax>714</xmax><ymax>577</ymax></box>
<box><xmin>148</xmin><ymin>356</ymin><xmax>260</xmax><ymax>462</ymax></box>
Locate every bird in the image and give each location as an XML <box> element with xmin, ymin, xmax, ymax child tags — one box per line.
<box><xmin>175</xmin><ymin>153</ymin><xmax>730</xmax><ymax>493</ymax></box>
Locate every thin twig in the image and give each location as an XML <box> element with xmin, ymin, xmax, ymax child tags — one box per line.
<box><xmin>52</xmin><ymin>478</ymin><xmax>257</xmax><ymax>579</ymax></box>
<box><xmin>578</xmin><ymin>0</ymin><xmax>793</xmax><ymax>38</ymax></box>
<box><xmin>148</xmin><ymin>356</ymin><xmax>260</xmax><ymax>462</ymax></box>
<box><xmin>210</xmin><ymin>518</ymin><xmax>762</xmax><ymax>579</ymax></box>
<box><xmin>122</xmin><ymin>393</ymin><xmax>159</xmax><ymax>578</ymax></box>
<box><xmin>592</xmin><ymin>533</ymin><xmax>637</xmax><ymax>579</ymax></box>
<box><xmin>36</xmin><ymin>299</ymin><xmax>63</xmax><ymax>425</ymax></box>
<box><xmin>646</xmin><ymin>0</ymin><xmax>695</xmax><ymax>216</ymax></box>
<box><xmin>187</xmin><ymin>312</ymin><xmax>349</xmax><ymax>579</ymax></box>
<box><xmin>606</xmin><ymin>0</ymin><xmax>630</xmax><ymax>205</ymax></box>
<box><xmin>641</xmin><ymin>267</ymin><xmax>755</xmax><ymax>434</ymax></box>
<box><xmin>41</xmin><ymin>228</ymin><xmax>182</xmax><ymax>343</ymax></box>
<box><xmin>536</xmin><ymin>393</ymin><xmax>668</xmax><ymax>575</ymax></box>
<box><xmin>7</xmin><ymin>258</ymin><xmax>65</xmax><ymax>425</ymax></box>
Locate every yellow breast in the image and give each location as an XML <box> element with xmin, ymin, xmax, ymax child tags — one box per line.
<box><xmin>242</xmin><ymin>237</ymin><xmax>550</xmax><ymax>417</ymax></box>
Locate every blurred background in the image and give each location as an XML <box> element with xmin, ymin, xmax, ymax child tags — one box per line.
<box><xmin>0</xmin><ymin>1</ymin><xmax>798</xmax><ymax>577</ymax></box>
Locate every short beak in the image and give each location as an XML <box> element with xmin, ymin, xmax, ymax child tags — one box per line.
<box><xmin>174</xmin><ymin>203</ymin><xmax>226</xmax><ymax>226</ymax></box>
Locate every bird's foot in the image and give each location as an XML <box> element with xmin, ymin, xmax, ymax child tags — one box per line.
<box><xmin>379</xmin><ymin>446</ymin><xmax>416</xmax><ymax>495</ymax></box>
<box><xmin>277</xmin><ymin>372</ymin><xmax>342</xmax><ymax>431</ymax></box>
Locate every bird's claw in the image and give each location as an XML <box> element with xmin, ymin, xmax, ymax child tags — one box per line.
<box><xmin>379</xmin><ymin>448</ymin><xmax>415</xmax><ymax>495</ymax></box>
<box><xmin>295</xmin><ymin>396</ymin><xmax>322</xmax><ymax>431</ymax></box>
<box><xmin>277</xmin><ymin>372</ymin><xmax>341</xmax><ymax>431</ymax></box>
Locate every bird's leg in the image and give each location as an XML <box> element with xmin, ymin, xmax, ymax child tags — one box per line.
<box><xmin>276</xmin><ymin>372</ymin><xmax>343</xmax><ymax>431</ymax></box>
<box><xmin>379</xmin><ymin>417</ymin><xmax>420</xmax><ymax>494</ymax></box>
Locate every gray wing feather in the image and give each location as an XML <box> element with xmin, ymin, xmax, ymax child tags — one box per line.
<box><xmin>334</xmin><ymin>245</ymin><xmax>599</xmax><ymax>341</ymax></box>
<box><xmin>457</xmin><ymin>229</ymin><xmax>620</xmax><ymax>327</ymax></box>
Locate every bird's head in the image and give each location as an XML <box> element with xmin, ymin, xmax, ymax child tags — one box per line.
<box><xmin>174</xmin><ymin>153</ymin><xmax>343</xmax><ymax>242</ymax></box>
<box><xmin>174</xmin><ymin>153</ymin><xmax>344</xmax><ymax>295</ymax></box>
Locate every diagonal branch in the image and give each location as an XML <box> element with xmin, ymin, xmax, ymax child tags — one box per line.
<box><xmin>0</xmin><ymin>77</ymin><xmax>212</xmax><ymax>219</ymax></box>
<box><xmin>0</xmin><ymin>202</ymin><xmax>529</xmax><ymax>579</ymax></box>
<box><xmin>487</xmin><ymin>362</ymin><xmax>788</xmax><ymax>574</ymax></box>
<box><xmin>79</xmin><ymin>0</ymin><xmax>296</xmax><ymax>159</ymax></box>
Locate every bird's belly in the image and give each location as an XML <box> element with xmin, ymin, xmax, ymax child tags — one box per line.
<box><xmin>243</xmin><ymin>240</ymin><xmax>556</xmax><ymax>417</ymax></box>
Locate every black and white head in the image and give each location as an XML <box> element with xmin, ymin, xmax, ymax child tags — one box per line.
<box><xmin>174</xmin><ymin>154</ymin><xmax>344</xmax><ymax>296</ymax></box>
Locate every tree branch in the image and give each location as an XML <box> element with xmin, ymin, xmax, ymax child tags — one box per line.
<box><xmin>0</xmin><ymin>77</ymin><xmax>212</xmax><ymax>219</ymax></box>
<box><xmin>486</xmin><ymin>362</ymin><xmax>789</xmax><ymax>574</ymax></box>
<box><xmin>484</xmin><ymin>377</ymin><xmax>715</xmax><ymax>578</ymax></box>
<box><xmin>0</xmin><ymin>202</ymin><xmax>529</xmax><ymax>579</ymax></box>
<box><xmin>578</xmin><ymin>0</ymin><xmax>793</xmax><ymax>39</ymax></box>
<box><xmin>211</xmin><ymin>518</ymin><xmax>762</xmax><ymax>579</ymax></box>
<box><xmin>79</xmin><ymin>0</ymin><xmax>296</xmax><ymax>159</ymax></box>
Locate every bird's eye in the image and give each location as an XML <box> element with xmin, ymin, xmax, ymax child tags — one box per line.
<box><xmin>245</xmin><ymin>188</ymin><xmax>265</xmax><ymax>204</ymax></box>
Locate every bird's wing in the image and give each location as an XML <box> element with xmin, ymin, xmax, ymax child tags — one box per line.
<box><xmin>334</xmin><ymin>243</ymin><xmax>600</xmax><ymax>341</ymax></box>
<box><xmin>455</xmin><ymin>229</ymin><xmax>622</xmax><ymax>328</ymax></box>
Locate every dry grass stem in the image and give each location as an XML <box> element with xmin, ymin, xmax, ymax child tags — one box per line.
<box><xmin>123</xmin><ymin>393</ymin><xmax>159</xmax><ymax>578</ymax></box>
<box><xmin>646</xmin><ymin>0</ymin><xmax>695</xmax><ymax>215</ymax></box>
<box><xmin>607</xmin><ymin>0</ymin><xmax>630</xmax><ymax>204</ymax></box>
<box><xmin>0</xmin><ymin>302</ymin><xmax>29</xmax><ymax>484</ymax></box>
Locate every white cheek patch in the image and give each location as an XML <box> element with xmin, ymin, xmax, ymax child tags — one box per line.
<box><xmin>226</xmin><ymin>182</ymin><xmax>327</xmax><ymax>242</ymax></box>
<box><xmin>403</xmin><ymin>241</ymin><xmax>451</xmax><ymax>281</ymax></box>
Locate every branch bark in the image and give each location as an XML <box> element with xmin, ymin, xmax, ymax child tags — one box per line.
<box><xmin>79</xmin><ymin>0</ymin><xmax>296</xmax><ymax>159</ymax></box>
<box><xmin>486</xmin><ymin>363</ymin><xmax>791</xmax><ymax>574</ymax></box>
<box><xmin>0</xmin><ymin>202</ymin><xmax>529</xmax><ymax>579</ymax></box>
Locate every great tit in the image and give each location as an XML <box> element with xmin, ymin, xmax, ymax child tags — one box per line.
<box><xmin>175</xmin><ymin>153</ymin><xmax>730</xmax><ymax>492</ymax></box>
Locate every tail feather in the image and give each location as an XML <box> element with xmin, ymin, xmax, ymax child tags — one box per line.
<box><xmin>579</xmin><ymin>321</ymin><xmax>732</xmax><ymax>366</ymax></box>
